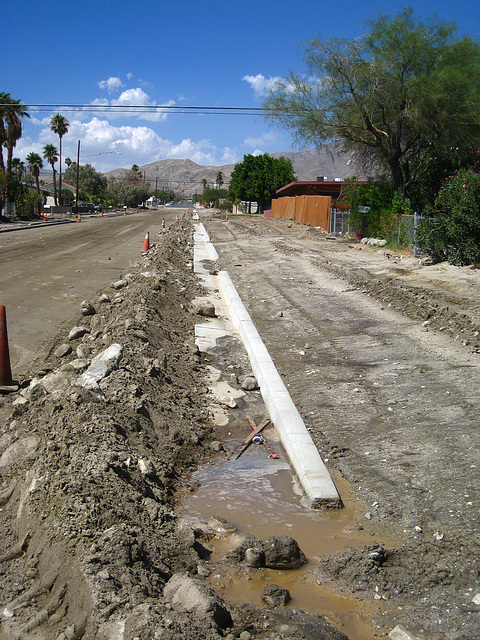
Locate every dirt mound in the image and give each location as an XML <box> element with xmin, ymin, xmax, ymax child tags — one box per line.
<box><xmin>0</xmin><ymin>221</ymin><xmax>346</xmax><ymax>640</ymax></box>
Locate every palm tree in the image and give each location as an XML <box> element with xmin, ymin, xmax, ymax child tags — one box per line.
<box><xmin>0</xmin><ymin>92</ymin><xmax>12</xmax><ymax>173</ymax></box>
<box><xmin>12</xmin><ymin>158</ymin><xmax>25</xmax><ymax>180</ymax></box>
<box><xmin>216</xmin><ymin>171</ymin><xmax>224</xmax><ymax>189</ymax></box>
<box><xmin>3</xmin><ymin>98</ymin><xmax>30</xmax><ymax>201</ymax></box>
<box><xmin>65</xmin><ymin>157</ymin><xmax>72</xmax><ymax>168</ymax></box>
<box><xmin>50</xmin><ymin>114</ymin><xmax>69</xmax><ymax>206</ymax></box>
<box><xmin>43</xmin><ymin>144</ymin><xmax>59</xmax><ymax>207</ymax></box>
<box><xmin>26</xmin><ymin>152</ymin><xmax>43</xmax><ymax>199</ymax></box>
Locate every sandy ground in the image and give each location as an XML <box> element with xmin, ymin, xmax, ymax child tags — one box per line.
<box><xmin>0</xmin><ymin>212</ymin><xmax>479</xmax><ymax>639</ymax></box>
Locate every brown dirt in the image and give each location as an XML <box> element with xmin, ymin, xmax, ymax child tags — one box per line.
<box><xmin>1</xmin><ymin>213</ymin><xmax>480</xmax><ymax>639</ymax></box>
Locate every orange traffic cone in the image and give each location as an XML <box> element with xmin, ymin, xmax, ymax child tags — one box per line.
<box><xmin>141</xmin><ymin>231</ymin><xmax>150</xmax><ymax>253</ymax></box>
<box><xmin>161</xmin><ymin>219</ymin><xmax>165</xmax><ymax>229</ymax></box>
<box><xmin>77</xmin><ymin>214</ymin><xmax>81</xmax><ymax>222</ymax></box>
<box><xmin>0</xmin><ymin>306</ymin><xmax>17</xmax><ymax>391</ymax></box>
<box><xmin>176</xmin><ymin>213</ymin><xmax>179</xmax><ymax>222</ymax></box>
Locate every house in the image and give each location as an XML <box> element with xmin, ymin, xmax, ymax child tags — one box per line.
<box><xmin>275</xmin><ymin>179</ymin><xmax>368</xmax><ymax>206</ymax></box>
<box><xmin>268</xmin><ymin>179</ymin><xmax>369</xmax><ymax>231</ymax></box>
<box><xmin>41</xmin><ymin>181</ymin><xmax>77</xmax><ymax>209</ymax></box>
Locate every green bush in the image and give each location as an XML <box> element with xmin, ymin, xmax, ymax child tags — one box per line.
<box><xmin>349</xmin><ymin>183</ymin><xmax>411</xmax><ymax>238</ymax></box>
<box><xmin>417</xmin><ymin>168</ymin><xmax>480</xmax><ymax>265</ymax></box>
<box><xmin>15</xmin><ymin>190</ymin><xmax>42</xmax><ymax>219</ymax></box>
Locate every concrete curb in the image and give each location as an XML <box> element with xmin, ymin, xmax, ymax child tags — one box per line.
<box><xmin>194</xmin><ymin>223</ymin><xmax>341</xmax><ymax>509</ymax></box>
<box><xmin>0</xmin><ymin>219</ymin><xmax>74</xmax><ymax>233</ymax></box>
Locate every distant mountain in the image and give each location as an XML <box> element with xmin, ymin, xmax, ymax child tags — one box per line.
<box><xmin>104</xmin><ymin>146</ymin><xmax>366</xmax><ymax>196</ymax></box>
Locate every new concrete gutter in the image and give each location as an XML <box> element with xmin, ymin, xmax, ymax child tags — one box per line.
<box><xmin>194</xmin><ymin>223</ymin><xmax>341</xmax><ymax>509</ymax></box>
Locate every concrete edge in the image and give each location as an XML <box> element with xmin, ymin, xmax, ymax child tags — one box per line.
<box><xmin>216</xmin><ymin>270</ymin><xmax>341</xmax><ymax>509</ymax></box>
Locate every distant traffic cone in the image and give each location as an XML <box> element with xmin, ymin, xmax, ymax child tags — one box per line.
<box><xmin>77</xmin><ymin>213</ymin><xmax>81</xmax><ymax>222</ymax></box>
<box><xmin>0</xmin><ymin>306</ymin><xmax>15</xmax><ymax>390</ymax></box>
<box><xmin>161</xmin><ymin>219</ymin><xmax>165</xmax><ymax>229</ymax></box>
<box><xmin>101</xmin><ymin>210</ymin><xmax>104</xmax><ymax>217</ymax></box>
<box><xmin>141</xmin><ymin>231</ymin><xmax>150</xmax><ymax>253</ymax></box>
<box><xmin>175</xmin><ymin>213</ymin><xmax>179</xmax><ymax>222</ymax></box>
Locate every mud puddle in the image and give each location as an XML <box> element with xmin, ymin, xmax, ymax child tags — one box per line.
<box><xmin>183</xmin><ymin>439</ymin><xmax>400</xmax><ymax>640</ymax></box>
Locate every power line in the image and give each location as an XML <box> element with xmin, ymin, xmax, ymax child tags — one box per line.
<box><xmin>17</xmin><ymin>103</ymin><xmax>274</xmax><ymax>116</ymax></box>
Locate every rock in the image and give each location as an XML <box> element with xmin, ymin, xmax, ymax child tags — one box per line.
<box><xmin>192</xmin><ymin>299</ymin><xmax>216</xmax><ymax>317</ymax></box>
<box><xmin>261</xmin><ymin>583</ymin><xmax>291</xmax><ymax>606</ymax></box>
<box><xmin>54</xmin><ymin>344</ymin><xmax>73</xmax><ymax>358</ymax></box>
<box><xmin>76</xmin><ymin>343</ymin><xmax>123</xmax><ymax>391</ymax></box>
<box><xmin>241</xmin><ymin>375</ymin><xmax>258</xmax><ymax>391</ymax></box>
<box><xmin>40</xmin><ymin>369</ymin><xmax>75</xmax><ymax>394</ymax></box>
<box><xmin>388</xmin><ymin>624</ymin><xmax>424</xmax><ymax>640</ymax></box>
<box><xmin>81</xmin><ymin>300</ymin><xmax>96</xmax><ymax>316</ymax></box>
<box><xmin>207</xmin><ymin>516</ymin><xmax>237</xmax><ymax>533</ymax></box>
<box><xmin>163</xmin><ymin>573</ymin><xmax>232</xmax><ymax>629</ymax></box>
<box><xmin>138</xmin><ymin>457</ymin><xmax>156</xmax><ymax>478</ymax></box>
<box><xmin>98</xmin><ymin>293</ymin><xmax>111</xmax><ymax>303</ymax></box>
<box><xmin>68</xmin><ymin>326</ymin><xmax>91</xmax><ymax>341</ymax></box>
<box><xmin>245</xmin><ymin>547</ymin><xmax>265</xmax><ymax>568</ymax></box>
<box><xmin>60</xmin><ymin>358</ymin><xmax>88</xmax><ymax>373</ymax></box>
<box><xmin>209</xmin><ymin>441</ymin><xmax>224</xmax><ymax>452</ymax></box>
<box><xmin>0</xmin><ymin>436</ymin><xmax>40</xmax><ymax>469</ymax></box>
<box><xmin>472</xmin><ymin>593</ymin><xmax>480</xmax><ymax>605</ymax></box>
<box><xmin>111</xmin><ymin>279</ymin><xmax>129</xmax><ymax>290</ymax></box>
<box><xmin>263</xmin><ymin>535</ymin><xmax>307</xmax><ymax>569</ymax></box>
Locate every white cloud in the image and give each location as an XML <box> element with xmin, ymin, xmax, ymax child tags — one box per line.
<box><xmin>221</xmin><ymin>147</ymin><xmax>239</xmax><ymax>164</ymax></box>
<box><xmin>243</xmin><ymin>74</ymin><xmax>285</xmax><ymax>97</ymax></box>
<box><xmin>244</xmin><ymin>132</ymin><xmax>278</xmax><ymax>148</ymax></box>
<box><xmin>89</xmin><ymin>88</ymin><xmax>175</xmax><ymax>123</ymax></box>
<box><xmin>252</xmin><ymin>149</ymin><xmax>263</xmax><ymax>156</ymax></box>
<box><xmin>98</xmin><ymin>76</ymin><xmax>124</xmax><ymax>92</ymax></box>
<box><xmin>18</xmin><ymin>117</ymin><xmax>227</xmax><ymax>172</ymax></box>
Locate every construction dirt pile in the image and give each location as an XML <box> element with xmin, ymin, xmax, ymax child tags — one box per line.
<box><xmin>0</xmin><ymin>221</ymin><xmax>348</xmax><ymax>640</ymax></box>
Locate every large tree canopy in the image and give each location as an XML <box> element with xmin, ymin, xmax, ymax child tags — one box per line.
<box><xmin>264</xmin><ymin>8</ymin><xmax>480</xmax><ymax>199</ymax></box>
<box><xmin>63</xmin><ymin>163</ymin><xmax>107</xmax><ymax>198</ymax></box>
<box><xmin>229</xmin><ymin>154</ymin><xmax>296</xmax><ymax>214</ymax></box>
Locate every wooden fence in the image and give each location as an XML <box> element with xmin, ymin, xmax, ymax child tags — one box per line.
<box><xmin>269</xmin><ymin>195</ymin><xmax>332</xmax><ymax>231</ymax></box>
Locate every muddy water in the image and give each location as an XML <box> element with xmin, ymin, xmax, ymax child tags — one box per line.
<box><xmin>183</xmin><ymin>436</ymin><xmax>399</xmax><ymax>640</ymax></box>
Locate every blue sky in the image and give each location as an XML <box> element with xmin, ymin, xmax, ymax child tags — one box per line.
<box><xmin>3</xmin><ymin>0</ymin><xmax>479</xmax><ymax>173</ymax></box>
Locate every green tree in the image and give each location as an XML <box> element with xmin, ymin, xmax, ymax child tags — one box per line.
<box><xmin>264</xmin><ymin>8</ymin><xmax>480</xmax><ymax>200</ymax></box>
<box><xmin>119</xmin><ymin>183</ymin><xmax>150</xmax><ymax>208</ymax></box>
<box><xmin>43</xmin><ymin>144</ymin><xmax>59</xmax><ymax>206</ymax></box>
<box><xmin>63</xmin><ymin>162</ymin><xmax>107</xmax><ymax>197</ymax></box>
<box><xmin>229</xmin><ymin>154</ymin><xmax>296</xmax><ymax>214</ymax></box>
<box><xmin>11</xmin><ymin>158</ymin><xmax>25</xmax><ymax>179</ymax></box>
<box><xmin>0</xmin><ymin>92</ymin><xmax>11</xmax><ymax>173</ymax></box>
<box><xmin>26</xmin><ymin>152</ymin><xmax>44</xmax><ymax>199</ymax></box>
<box><xmin>216</xmin><ymin>171</ymin><xmax>224</xmax><ymax>189</ymax></box>
<box><xmin>417</xmin><ymin>168</ymin><xmax>480</xmax><ymax>265</ymax></box>
<box><xmin>409</xmin><ymin>146</ymin><xmax>480</xmax><ymax>210</ymax></box>
<box><xmin>3</xmin><ymin>98</ymin><xmax>29</xmax><ymax>202</ymax></box>
<box><xmin>50</xmin><ymin>114</ymin><xmax>69</xmax><ymax>205</ymax></box>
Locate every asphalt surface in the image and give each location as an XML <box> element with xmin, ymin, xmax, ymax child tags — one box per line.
<box><xmin>0</xmin><ymin>210</ymin><xmax>176</xmax><ymax>377</ymax></box>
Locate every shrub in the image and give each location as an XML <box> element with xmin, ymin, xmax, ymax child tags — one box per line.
<box><xmin>417</xmin><ymin>168</ymin><xmax>480</xmax><ymax>265</ymax></box>
<box><xmin>349</xmin><ymin>183</ymin><xmax>411</xmax><ymax>239</ymax></box>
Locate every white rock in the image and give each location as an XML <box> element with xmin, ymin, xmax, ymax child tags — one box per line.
<box><xmin>76</xmin><ymin>343</ymin><xmax>123</xmax><ymax>391</ymax></box>
<box><xmin>388</xmin><ymin>624</ymin><xmax>423</xmax><ymax>640</ymax></box>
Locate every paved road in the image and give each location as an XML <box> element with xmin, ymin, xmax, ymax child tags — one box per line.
<box><xmin>0</xmin><ymin>210</ymin><xmax>176</xmax><ymax>377</ymax></box>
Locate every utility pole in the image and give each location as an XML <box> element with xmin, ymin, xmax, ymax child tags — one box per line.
<box><xmin>75</xmin><ymin>140</ymin><xmax>80</xmax><ymax>215</ymax></box>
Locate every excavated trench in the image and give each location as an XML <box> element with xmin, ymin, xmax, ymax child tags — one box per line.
<box><xmin>184</xmin><ymin>227</ymin><xmax>401</xmax><ymax>639</ymax></box>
